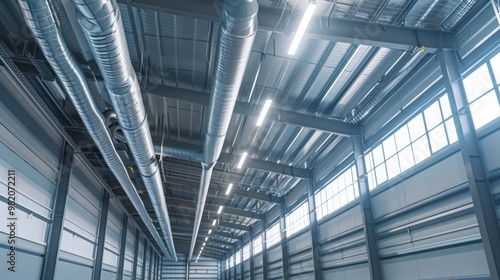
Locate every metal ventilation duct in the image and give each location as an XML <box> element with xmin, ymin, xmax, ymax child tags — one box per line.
<box><xmin>70</xmin><ymin>0</ymin><xmax>177</xmax><ymax>260</ymax></box>
<box><xmin>189</xmin><ymin>0</ymin><xmax>259</xmax><ymax>260</ymax></box>
<box><xmin>17</xmin><ymin>0</ymin><xmax>172</xmax><ymax>257</ymax></box>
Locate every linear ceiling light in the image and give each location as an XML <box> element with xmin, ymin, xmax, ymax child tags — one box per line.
<box><xmin>225</xmin><ymin>183</ymin><xmax>233</xmax><ymax>195</ymax></box>
<box><xmin>217</xmin><ymin>205</ymin><xmax>224</xmax><ymax>214</ymax></box>
<box><xmin>237</xmin><ymin>152</ymin><xmax>248</xmax><ymax>169</ymax></box>
<box><xmin>212</xmin><ymin>219</ymin><xmax>217</xmax><ymax>226</ymax></box>
<box><xmin>256</xmin><ymin>99</ymin><xmax>273</xmax><ymax>126</ymax></box>
<box><xmin>208</xmin><ymin>229</ymin><xmax>212</xmax><ymax>234</ymax></box>
<box><xmin>205</xmin><ymin>237</ymin><xmax>208</xmax><ymax>241</ymax></box>
<box><xmin>288</xmin><ymin>2</ymin><xmax>317</xmax><ymax>55</ymax></box>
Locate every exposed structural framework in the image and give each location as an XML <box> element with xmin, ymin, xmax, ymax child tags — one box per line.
<box><xmin>2</xmin><ymin>0</ymin><xmax>500</xmax><ymax>279</ymax></box>
<box><xmin>17</xmin><ymin>0</ymin><xmax>177</xmax><ymax>259</ymax></box>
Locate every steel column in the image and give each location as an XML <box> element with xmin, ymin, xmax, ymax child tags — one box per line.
<box><xmin>249</xmin><ymin>232</ymin><xmax>255</xmax><ymax>280</ymax></box>
<box><xmin>306</xmin><ymin>178</ymin><xmax>324</xmax><ymax>280</ymax></box>
<box><xmin>40</xmin><ymin>143</ymin><xmax>74</xmax><ymax>280</ymax></box>
<box><xmin>141</xmin><ymin>240</ymin><xmax>147</xmax><ymax>279</ymax></box>
<box><xmin>117</xmin><ymin>215</ymin><xmax>129</xmax><ymax>280</ymax></box>
<box><xmin>439</xmin><ymin>49</ymin><xmax>500</xmax><ymax>280</ymax></box>
<box><xmin>132</xmin><ymin>229</ymin><xmax>140</xmax><ymax>280</ymax></box>
<box><xmin>186</xmin><ymin>257</ymin><xmax>190</xmax><ymax>280</ymax></box>
<box><xmin>233</xmin><ymin>248</ymin><xmax>237</xmax><ymax>280</ymax></box>
<box><xmin>262</xmin><ymin>220</ymin><xmax>269</xmax><ymax>280</ymax></box>
<box><xmin>352</xmin><ymin>136</ymin><xmax>383</xmax><ymax>280</ymax></box>
<box><xmin>149</xmin><ymin>246</ymin><xmax>154</xmax><ymax>280</ymax></box>
<box><xmin>92</xmin><ymin>191</ymin><xmax>110</xmax><ymax>280</ymax></box>
<box><xmin>240</xmin><ymin>244</ymin><xmax>244</xmax><ymax>280</ymax></box>
<box><xmin>279</xmin><ymin>204</ymin><xmax>290</xmax><ymax>279</ymax></box>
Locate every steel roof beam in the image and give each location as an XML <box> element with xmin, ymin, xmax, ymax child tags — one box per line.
<box><xmin>219</xmin><ymin>221</ymin><xmax>251</xmax><ymax>232</ymax></box>
<box><xmin>164</xmin><ymin>197</ymin><xmax>265</xmax><ymax>220</ymax></box>
<box><xmin>149</xmin><ymin>86</ymin><xmax>361</xmax><ymax>136</ymax></box>
<box><xmin>118</xmin><ymin>0</ymin><xmax>455</xmax><ymax>53</ymax></box>
<box><xmin>154</xmin><ymin>141</ymin><xmax>312</xmax><ymax>178</ymax></box>
<box><xmin>165</xmin><ymin>177</ymin><xmax>283</xmax><ymax>204</ymax></box>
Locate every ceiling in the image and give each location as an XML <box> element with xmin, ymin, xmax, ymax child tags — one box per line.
<box><xmin>0</xmin><ymin>0</ymin><xmax>483</xmax><ymax>260</ymax></box>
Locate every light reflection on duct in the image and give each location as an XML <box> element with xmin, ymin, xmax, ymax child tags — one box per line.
<box><xmin>188</xmin><ymin>0</ymin><xmax>259</xmax><ymax>261</ymax></box>
<box><xmin>17</xmin><ymin>0</ymin><xmax>172</xmax><ymax>257</ymax></box>
<box><xmin>70</xmin><ymin>0</ymin><xmax>177</xmax><ymax>260</ymax></box>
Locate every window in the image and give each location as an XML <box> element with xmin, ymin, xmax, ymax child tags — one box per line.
<box><xmin>265</xmin><ymin>223</ymin><xmax>281</xmax><ymax>248</ymax></box>
<box><xmin>315</xmin><ymin>165</ymin><xmax>359</xmax><ymax>221</ymax></box>
<box><xmin>463</xmin><ymin>58</ymin><xmax>500</xmax><ymax>129</ymax></box>
<box><xmin>235</xmin><ymin>250</ymin><xmax>241</xmax><ymax>265</ymax></box>
<box><xmin>365</xmin><ymin>94</ymin><xmax>457</xmax><ymax>190</ymax></box>
<box><xmin>226</xmin><ymin>259</ymin><xmax>229</xmax><ymax>269</ymax></box>
<box><xmin>253</xmin><ymin>234</ymin><xmax>262</xmax><ymax>255</ymax></box>
<box><xmin>228</xmin><ymin>255</ymin><xmax>234</xmax><ymax>268</ymax></box>
<box><xmin>243</xmin><ymin>244</ymin><xmax>250</xmax><ymax>261</ymax></box>
<box><xmin>285</xmin><ymin>202</ymin><xmax>310</xmax><ymax>237</ymax></box>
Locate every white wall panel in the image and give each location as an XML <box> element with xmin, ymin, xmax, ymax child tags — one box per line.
<box><xmin>324</xmin><ymin>263</ymin><xmax>369</xmax><ymax>279</ymax></box>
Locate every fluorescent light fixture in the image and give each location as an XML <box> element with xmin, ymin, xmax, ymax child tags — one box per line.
<box><xmin>217</xmin><ymin>206</ymin><xmax>224</xmax><ymax>214</ymax></box>
<box><xmin>212</xmin><ymin>219</ymin><xmax>217</xmax><ymax>226</ymax></box>
<box><xmin>225</xmin><ymin>183</ymin><xmax>233</xmax><ymax>195</ymax></box>
<box><xmin>208</xmin><ymin>229</ymin><xmax>212</xmax><ymax>234</ymax></box>
<box><xmin>237</xmin><ymin>152</ymin><xmax>248</xmax><ymax>169</ymax></box>
<box><xmin>203</xmin><ymin>243</ymin><xmax>206</xmax><ymax>246</ymax></box>
<box><xmin>256</xmin><ymin>99</ymin><xmax>273</xmax><ymax>126</ymax></box>
<box><xmin>205</xmin><ymin>237</ymin><xmax>208</xmax><ymax>241</ymax></box>
<box><xmin>288</xmin><ymin>2</ymin><xmax>317</xmax><ymax>55</ymax></box>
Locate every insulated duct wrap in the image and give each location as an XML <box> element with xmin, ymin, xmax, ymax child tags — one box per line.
<box><xmin>17</xmin><ymin>0</ymin><xmax>171</xmax><ymax>257</ymax></box>
<box><xmin>188</xmin><ymin>0</ymin><xmax>259</xmax><ymax>260</ymax></box>
<box><xmin>70</xmin><ymin>0</ymin><xmax>177</xmax><ymax>260</ymax></box>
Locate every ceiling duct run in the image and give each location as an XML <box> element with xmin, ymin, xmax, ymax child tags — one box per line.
<box><xmin>69</xmin><ymin>0</ymin><xmax>178</xmax><ymax>260</ymax></box>
<box><xmin>17</xmin><ymin>0</ymin><xmax>174</xmax><ymax>258</ymax></box>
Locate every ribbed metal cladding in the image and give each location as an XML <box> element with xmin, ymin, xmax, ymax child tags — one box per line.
<box><xmin>350</xmin><ymin>0</ymin><xmax>475</xmax><ymax>124</ymax></box>
<box><xmin>69</xmin><ymin>0</ymin><xmax>177</xmax><ymax>260</ymax></box>
<box><xmin>189</xmin><ymin>0</ymin><xmax>258</xmax><ymax>261</ymax></box>
<box><xmin>16</xmin><ymin>0</ymin><xmax>172</xmax><ymax>257</ymax></box>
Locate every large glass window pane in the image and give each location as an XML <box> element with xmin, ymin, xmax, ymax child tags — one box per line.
<box><xmin>253</xmin><ymin>235</ymin><xmax>262</xmax><ymax>254</ymax></box>
<box><xmin>408</xmin><ymin>114</ymin><xmax>426</xmax><ymax>141</ymax></box>
<box><xmin>398</xmin><ymin>145</ymin><xmax>415</xmax><ymax>172</ymax></box>
<box><xmin>424</xmin><ymin>101</ymin><xmax>442</xmax><ymax>130</ymax></box>
<box><xmin>491</xmin><ymin>53</ymin><xmax>500</xmax><ymax>84</ymax></box>
<box><xmin>367</xmin><ymin>171</ymin><xmax>376</xmax><ymax>190</ymax></box>
<box><xmin>383</xmin><ymin>135</ymin><xmax>397</xmax><ymax>158</ymax></box>
<box><xmin>429</xmin><ymin>124</ymin><xmax>448</xmax><ymax>153</ymax></box>
<box><xmin>375</xmin><ymin>163</ymin><xmax>387</xmax><ymax>185</ymax></box>
<box><xmin>469</xmin><ymin>91</ymin><xmax>500</xmax><ymax>129</ymax></box>
<box><xmin>386</xmin><ymin>155</ymin><xmax>400</xmax><ymax>179</ymax></box>
<box><xmin>326</xmin><ymin>195</ymin><xmax>334</xmax><ymax>214</ymax></box>
<box><xmin>346</xmin><ymin>185</ymin><xmax>355</xmax><ymax>202</ymax></box>
<box><xmin>395</xmin><ymin>125</ymin><xmax>411</xmax><ymax>151</ymax></box>
<box><xmin>354</xmin><ymin>181</ymin><xmax>360</xmax><ymax>197</ymax></box>
<box><xmin>412</xmin><ymin>136</ymin><xmax>431</xmax><ymax>164</ymax></box>
<box><xmin>365</xmin><ymin>153</ymin><xmax>372</xmax><ymax>171</ymax></box>
<box><xmin>339</xmin><ymin>189</ymin><xmax>347</xmax><ymax>207</ymax></box>
<box><xmin>337</xmin><ymin>173</ymin><xmax>345</xmax><ymax>190</ymax></box>
<box><xmin>440</xmin><ymin>95</ymin><xmax>452</xmax><ymax>119</ymax></box>
<box><xmin>331</xmin><ymin>179</ymin><xmax>339</xmax><ymax>194</ymax></box>
<box><xmin>445</xmin><ymin>118</ymin><xmax>458</xmax><ymax>144</ymax></box>
<box><xmin>344</xmin><ymin>168</ymin><xmax>353</xmax><ymax>186</ymax></box>
<box><xmin>333</xmin><ymin>193</ymin><xmax>340</xmax><ymax>211</ymax></box>
<box><xmin>463</xmin><ymin>64</ymin><xmax>493</xmax><ymax>102</ymax></box>
<box><xmin>372</xmin><ymin>145</ymin><xmax>385</xmax><ymax>166</ymax></box>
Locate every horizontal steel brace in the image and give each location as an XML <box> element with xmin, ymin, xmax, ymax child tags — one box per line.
<box><xmin>164</xmin><ymin>197</ymin><xmax>265</xmax><ymax>220</ymax></box>
<box><xmin>149</xmin><ymin>85</ymin><xmax>360</xmax><ymax>136</ymax></box>
<box><xmin>164</xmin><ymin>176</ymin><xmax>283</xmax><ymax>204</ymax></box>
<box><xmin>119</xmin><ymin>0</ymin><xmax>455</xmax><ymax>53</ymax></box>
<box><xmin>153</xmin><ymin>140</ymin><xmax>312</xmax><ymax>178</ymax></box>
